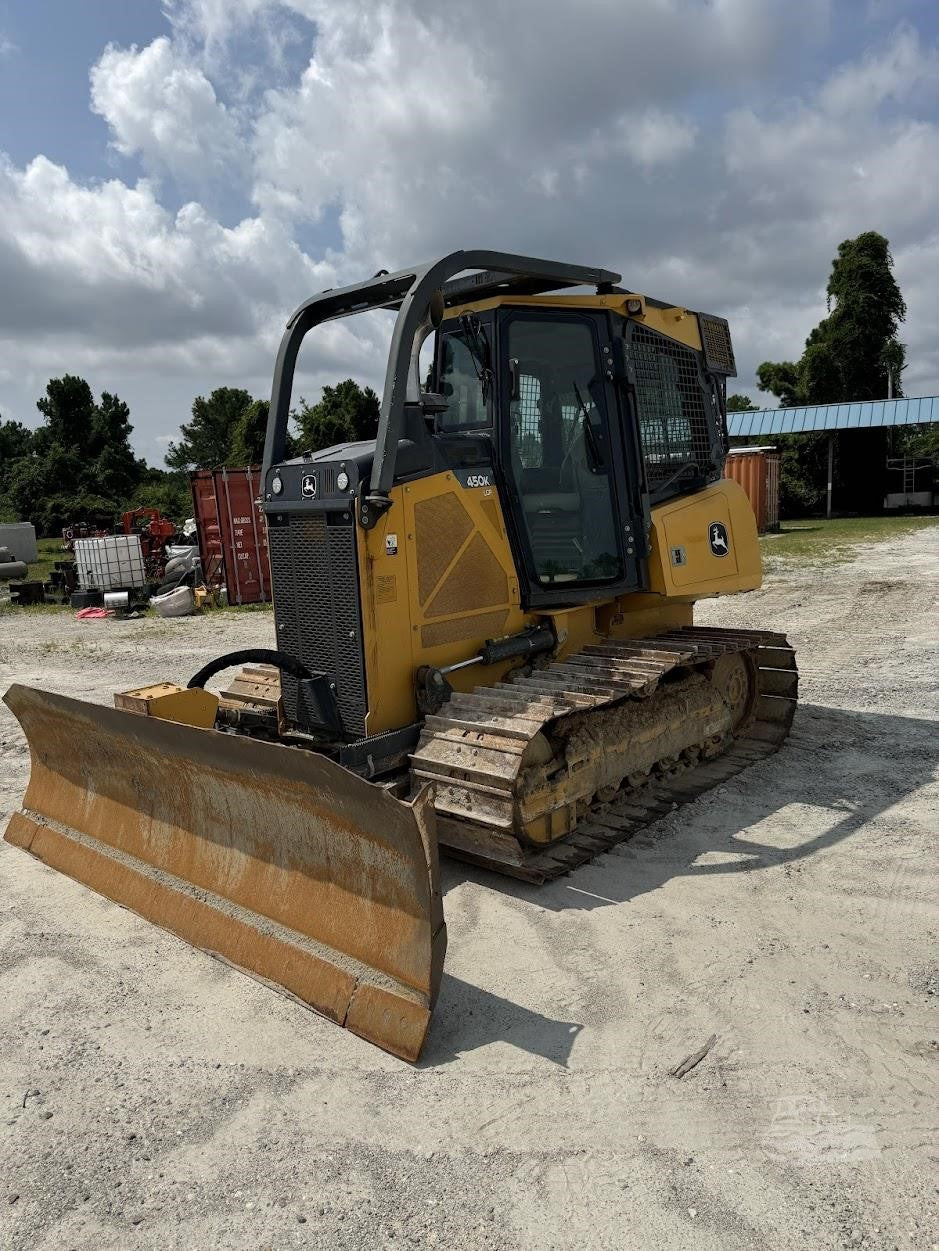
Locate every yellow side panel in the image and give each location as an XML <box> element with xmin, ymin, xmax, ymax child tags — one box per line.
<box><xmin>646</xmin><ymin>479</ymin><xmax>762</xmax><ymax>599</ymax></box>
<box><xmin>601</xmin><ymin>599</ymin><xmax>695</xmax><ymax>639</ymax></box>
<box><xmin>357</xmin><ymin>472</ymin><xmax>531</xmax><ymax>735</ymax></box>
<box><xmin>357</xmin><ymin>476</ymin><xmax>760</xmax><ymax>734</ymax></box>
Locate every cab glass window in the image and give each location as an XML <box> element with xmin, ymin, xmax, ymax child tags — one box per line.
<box><xmin>436</xmin><ymin>333</ymin><xmax>489</xmax><ymax>431</ymax></box>
<box><xmin>506</xmin><ymin>316</ymin><xmax>623</xmax><ymax>585</ymax></box>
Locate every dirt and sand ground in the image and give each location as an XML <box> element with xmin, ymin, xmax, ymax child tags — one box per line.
<box><xmin>1</xmin><ymin>526</ymin><xmax>936</xmax><ymax>1251</ymax></box>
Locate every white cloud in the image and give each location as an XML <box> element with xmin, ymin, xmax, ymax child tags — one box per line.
<box><xmin>719</xmin><ymin>24</ymin><xmax>939</xmax><ymax>399</ymax></box>
<box><xmin>246</xmin><ymin>0</ymin><xmax>828</xmax><ymax>264</ymax></box>
<box><xmin>819</xmin><ymin>24</ymin><xmax>939</xmax><ymax>114</ymax></box>
<box><xmin>90</xmin><ymin>37</ymin><xmax>245</xmax><ymax>188</ymax></box>
<box><xmin>615</xmin><ymin>110</ymin><xmax>698</xmax><ymax>168</ymax></box>
<box><xmin>0</xmin><ymin>149</ymin><xmax>384</xmax><ymax>461</ymax></box>
<box><xmin>2</xmin><ymin>1</ymin><xmax>939</xmax><ymax>460</ymax></box>
<box><xmin>163</xmin><ymin>0</ymin><xmax>278</xmax><ymax>56</ymax></box>
<box><xmin>0</xmin><ymin>154</ymin><xmax>328</xmax><ymax>343</ymax></box>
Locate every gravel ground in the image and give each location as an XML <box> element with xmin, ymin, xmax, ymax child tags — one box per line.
<box><xmin>1</xmin><ymin>527</ymin><xmax>937</xmax><ymax>1251</ymax></box>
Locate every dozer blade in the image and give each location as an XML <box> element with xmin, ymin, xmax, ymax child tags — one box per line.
<box><xmin>3</xmin><ymin>684</ymin><xmax>446</xmax><ymax>1062</ymax></box>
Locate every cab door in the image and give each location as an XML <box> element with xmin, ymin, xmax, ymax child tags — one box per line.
<box><xmin>497</xmin><ymin>307</ymin><xmax>645</xmax><ymax>607</ymax></box>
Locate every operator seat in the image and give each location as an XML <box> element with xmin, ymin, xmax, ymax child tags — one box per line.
<box><xmin>511</xmin><ymin>375</ymin><xmax>584</xmax><ymax>579</ymax></box>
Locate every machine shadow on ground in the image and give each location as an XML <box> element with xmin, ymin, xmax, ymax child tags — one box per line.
<box><xmin>422</xmin><ymin>975</ymin><xmax>584</xmax><ymax>1068</ymax></box>
<box><xmin>423</xmin><ymin>703</ymin><xmax>936</xmax><ymax>1064</ymax></box>
<box><xmin>439</xmin><ymin>703</ymin><xmax>937</xmax><ymax>914</ymax></box>
<box><xmin>442</xmin><ymin>700</ymin><xmax>939</xmax><ymax>915</ymax></box>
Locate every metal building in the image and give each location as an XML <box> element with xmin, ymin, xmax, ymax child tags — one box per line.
<box><xmin>727</xmin><ymin>395</ymin><xmax>938</xmax><ymax>517</ymax></box>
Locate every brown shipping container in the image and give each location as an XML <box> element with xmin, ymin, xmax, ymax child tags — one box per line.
<box><xmin>191</xmin><ymin>467</ymin><xmax>272</xmax><ymax>604</ymax></box>
<box><xmin>725</xmin><ymin>450</ymin><xmax>780</xmax><ymax>532</ymax></box>
<box><xmin>724</xmin><ymin>449</ymin><xmax>781</xmax><ymax>535</ymax></box>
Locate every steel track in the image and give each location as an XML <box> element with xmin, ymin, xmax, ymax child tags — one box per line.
<box><xmin>410</xmin><ymin>626</ymin><xmax>798</xmax><ymax>882</ymax></box>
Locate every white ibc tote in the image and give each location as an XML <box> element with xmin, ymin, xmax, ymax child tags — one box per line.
<box><xmin>74</xmin><ymin>535</ymin><xmax>147</xmax><ymax>590</ymax></box>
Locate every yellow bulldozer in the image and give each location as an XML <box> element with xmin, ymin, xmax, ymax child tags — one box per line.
<box><xmin>4</xmin><ymin>252</ymin><xmax>797</xmax><ymax>1061</ymax></box>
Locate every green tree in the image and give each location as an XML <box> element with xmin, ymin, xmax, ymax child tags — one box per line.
<box><xmin>774</xmin><ymin>433</ymin><xmax>833</xmax><ymax>516</ymax></box>
<box><xmin>6</xmin><ymin>442</ymin><xmax>115</xmax><ymax>536</ymax></box>
<box><xmin>90</xmin><ymin>392</ymin><xmax>142</xmax><ymax>502</ymax></box>
<box><xmin>726</xmin><ymin>394</ymin><xmax>758</xmax><ymax>412</ymax></box>
<box><xmin>228</xmin><ymin>398</ymin><xmax>270</xmax><ymax>466</ymax></box>
<box><xmin>165</xmin><ymin>387</ymin><xmax>255</xmax><ymax>470</ymax></box>
<box><xmin>755</xmin><ymin>232</ymin><xmax>907</xmax><ymax>516</ymax></box>
<box><xmin>758</xmin><ymin>232</ymin><xmax>906</xmax><ymax>407</ymax></box>
<box><xmin>0</xmin><ymin>419</ymin><xmax>34</xmax><ymax>480</ymax></box>
<box><xmin>33</xmin><ymin>374</ymin><xmax>96</xmax><ymax>450</ymax></box>
<box><xmin>0</xmin><ymin>419</ymin><xmax>34</xmax><ymax>519</ymax></box>
<box><xmin>895</xmin><ymin>423</ymin><xmax>939</xmax><ymax>460</ymax></box>
<box><xmin>128</xmin><ymin>467</ymin><xmax>193</xmax><ymax>524</ymax></box>
<box><xmin>755</xmin><ymin>361</ymin><xmax>803</xmax><ymax>407</ymax></box>
<box><xmin>295</xmin><ymin>380</ymin><xmax>380</xmax><ymax>454</ymax></box>
<box><xmin>7</xmin><ymin>377</ymin><xmax>145</xmax><ymax>534</ymax></box>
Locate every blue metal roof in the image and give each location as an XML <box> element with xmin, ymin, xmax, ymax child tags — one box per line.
<box><xmin>727</xmin><ymin>395</ymin><xmax>939</xmax><ymax>439</ymax></box>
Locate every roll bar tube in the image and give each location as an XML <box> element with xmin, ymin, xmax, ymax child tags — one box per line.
<box><xmin>262</xmin><ymin>250</ymin><xmax>621</xmax><ymax>527</ymax></box>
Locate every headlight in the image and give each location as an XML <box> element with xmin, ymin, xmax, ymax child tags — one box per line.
<box><xmin>336</xmin><ymin>471</ymin><xmax>350</xmax><ymax>491</ymax></box>
<box><xmin>271</xmin><ymin>475</ymin><xmax>283</xmax><ymax>496</ymax></box>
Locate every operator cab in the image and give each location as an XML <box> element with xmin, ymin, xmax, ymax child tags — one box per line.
<box><xmin>261</xmin><ymin>252</ymin><xmax>734</xmax><ymax>613</ymax></box>
<box><xmin>432</xmin><ymin>309</ymin><xmax>626</xmax><ymax>589</ymax></box>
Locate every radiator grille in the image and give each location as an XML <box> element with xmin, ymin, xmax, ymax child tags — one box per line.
<box><xmin>698</xmin><ymin>313</ymin><xmax>737</xmax><ymax>377</ymax></box>
<box><xmin>626</xmin><ymin>324</ymin><xmax>720</xmax><ymax>498</ymax></box>
<box><xmin>268</xmin><ymin>512</ymin><xmax>367</xmax><ymax>737</ymax></box>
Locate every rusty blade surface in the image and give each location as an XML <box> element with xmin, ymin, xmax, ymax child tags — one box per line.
<box><xmin>3</xmin><ymin>684</ymin><xmax>446</xmax><ymax>1061</ymax></box>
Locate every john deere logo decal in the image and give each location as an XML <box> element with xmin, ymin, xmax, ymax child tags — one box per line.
<box><xmin>301</xmin><ymin>473</ymin><xmax>317</xmax><ymax>499</ymax></box>
<box><xmin>708</xmin><ymin>521</ymin><xmax>729</xmax><ymax>557</ymax></box>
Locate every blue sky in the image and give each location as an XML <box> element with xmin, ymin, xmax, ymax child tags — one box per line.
<box><xmin>1</xmin><ymin>0</ymin><xmax>938</xmax><ymax>463</ymax></box>
<box><xmin>0</xmin><ymin>3</ymin><xmax>166</xmax><ymax>179</ymax></box>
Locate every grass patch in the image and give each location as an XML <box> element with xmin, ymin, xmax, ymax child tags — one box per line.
<box><xmin>0</xmin><ymin>537</ymin><xmax>74</xmax><ymax>613</ymax></box>
<box><xmin>761</xmin><ymin>514</ymin><xmax>938</xmax><ymax>567</ymax></box>
<box><xmin>0</xmin><ymin>601</ymin><xmax>66</xmax><ymax>616</ymax></box>
<box><xmin>27</xmin><ymin>536</ymin><xmax>66</xmax><ymax>583</ymax></box>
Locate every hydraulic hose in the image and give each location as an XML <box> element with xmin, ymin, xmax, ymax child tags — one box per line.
<box><xmin>187</xmin><ymin>648</ymin><xmax>313</xmax><ymax>690</ymax></box>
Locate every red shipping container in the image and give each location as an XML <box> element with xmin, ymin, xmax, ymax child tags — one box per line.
<box><xmin>191</xmin><ymin>467</ymin><xmax>272</xmax><ymax>604</ymax></box>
